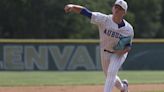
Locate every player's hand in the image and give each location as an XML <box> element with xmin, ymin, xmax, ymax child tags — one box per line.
<box><xmin>113</xmin><ymin>47</ymin><xmax>131</xmax><ymax>56</ymax></box>
<box><xmin>64</xmin><ymin>4</ymin><xmax>74</xmax><ymax>13</ymax></box>
<box><xmin>113</xmin><ymin>50</ymin><xmax>125</xmax><ymax>56</ymax></box>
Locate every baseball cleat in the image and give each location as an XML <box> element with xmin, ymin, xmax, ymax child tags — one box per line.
<box><xmin>121</xmin><ymin>79</ymin><xmax>129</xmax><ymax>92</ymax></box>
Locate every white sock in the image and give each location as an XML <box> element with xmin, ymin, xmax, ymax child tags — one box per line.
<box><xmin>115</xmin><ymin>75</ymin><xmax>124</xmax><ymax>91</ymax></box>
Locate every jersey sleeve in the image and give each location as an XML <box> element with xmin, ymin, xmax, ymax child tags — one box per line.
<box><xmin>91</xmin><ymin>12</ymin><xmax>108</xmax><ymax>25</ymax></box>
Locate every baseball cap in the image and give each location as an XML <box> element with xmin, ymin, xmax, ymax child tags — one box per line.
<box><xmin>114</xmin><ymin>0</ymin><xmax>128</xmax><ymax>12</ymax></box>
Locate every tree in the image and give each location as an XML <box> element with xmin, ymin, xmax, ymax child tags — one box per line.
<box><xmin>0</xmin><ymin>0</ymin><xmax>163</xmax><ymax>39</ymax></box>
<box><xmin>156</xmin><ymin>0</ymin><xmax>164</xmax><ymax>38</ymax></box>
<box><xmin>64</xmin><ymin>0</ymin><xmax>115</xmax><ymax>39</ymax></box>
<box><xmin>127</xmin><ymin>0</ymin><xmax>162</xmax><ymax>38</ymax></box>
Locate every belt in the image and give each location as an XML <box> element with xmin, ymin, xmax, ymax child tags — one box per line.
<box><xmin>104</xmin><ymin>49</ymin><xmax>114</xmax><ymax>53</ymax></box>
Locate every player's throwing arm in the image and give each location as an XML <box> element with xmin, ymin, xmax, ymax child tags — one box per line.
<box><xmin>64</xmin><ymin>4</ymin><xmax>83</xmax><ymax>14</ymax></box>
<box><xmin>64</xmin><ymin>4</ymin><xmax>92</xmax><ymax>19</ymax></box>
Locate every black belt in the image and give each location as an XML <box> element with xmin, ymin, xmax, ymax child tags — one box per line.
<box><xmin>104</xmin><ymin>49</ymin><xmax>114</xmax><ymax>53</ymax></box>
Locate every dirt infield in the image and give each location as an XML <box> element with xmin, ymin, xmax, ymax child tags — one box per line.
<box><xmin>0</xmin><ymin>84</ymin><xmax>164</xmax><ymax>92</ymax></box>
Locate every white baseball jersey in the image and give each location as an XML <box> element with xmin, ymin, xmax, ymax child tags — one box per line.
<box><xmin>91</xmin><ymin>12</ymin><xmax>134</xmax><ymax>52</ymax></box>
<box><xmin>90</xmin><ymin>12</ymin><xmax>134</xmax><ymax>92</ymax></box>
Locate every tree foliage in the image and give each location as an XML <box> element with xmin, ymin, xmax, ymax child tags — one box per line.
<box><xmin>0</xmin><ymin>0</ymin><xmax>163</xmax><ymax>39</ymax></box>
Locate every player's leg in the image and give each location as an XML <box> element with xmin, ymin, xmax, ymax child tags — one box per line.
<box><xmin>115</xmin><ymin>75</ymin><xmax>124</xmax><ymax>90</ymax></box>
<box><xmin>100</xmin><ymin>50</ymin><xmax>111</xmax><ymax>77</ymax></box>
<box><xmin>114</xmin><ymin>53</ymin><xmax>128</xmax><ymax>91</ymax></box>
<box><xmin>100</xmin><ymin>50</ymin><xmax>114</xmax><ymax>92</ymax></box>
<box><xmin>104</xmin><ymin>53</ymin><xmax>128</xmax><ymax>92</ymax></box>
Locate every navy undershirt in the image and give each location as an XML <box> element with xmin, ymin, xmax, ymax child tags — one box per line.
<box><xmin>118</xmin><ymin>20</ymin><xmax>125</xmax><ymax>28</ymax></box>
<box><xmin>80</xmin><ymin>8</ymin><xmax>92</xmax><ymax>19</ymax></box>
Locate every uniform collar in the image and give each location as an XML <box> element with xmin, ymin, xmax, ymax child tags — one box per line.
<box><xmin>118</xmin><ymin>20</ymin><xmax>125</xmax><ymax>28</ymax></box>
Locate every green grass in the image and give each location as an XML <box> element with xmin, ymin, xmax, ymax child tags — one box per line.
<box><xmin>118</xmin><ymin>71</ymin><xmax>164</xmax><ymax>84</ymax></box>
<box><xmin>0</xmin><ymin>71</ymin><xmax>164</xmax><ymax>86</ymax></box>
<box><xmin>144</xmin><ymin>91</ymin><xmax>164</xmax><ymax>92</ymax></box>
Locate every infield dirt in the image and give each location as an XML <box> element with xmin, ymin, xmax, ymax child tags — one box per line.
<box><xmin>0</xmin><ymin>84</ymin><xmax>164</xmax><ymax>92</ymax></box>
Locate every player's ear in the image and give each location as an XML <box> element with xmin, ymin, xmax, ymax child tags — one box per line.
<box><xmin>123</xmin><ymin>11</ymin><xmax>126</xmax><ymax>16</ymax></box>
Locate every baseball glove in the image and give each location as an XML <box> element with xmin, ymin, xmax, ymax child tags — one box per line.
<box><xmin>113</xmin><ymin>36</ymin><xmax>132</xmax><ymax>50</ymax></box>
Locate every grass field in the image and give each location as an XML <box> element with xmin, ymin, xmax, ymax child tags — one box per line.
<box><xmin>0</xmin><ymin>71</ymin><xmax>164</xmax><ymax>86</ymax></box>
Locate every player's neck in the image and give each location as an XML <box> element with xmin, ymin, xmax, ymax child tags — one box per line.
<box><xmin>112</xmin><ymin>16</ymin><xmax>123</xmax><ymax>24</ymax></box>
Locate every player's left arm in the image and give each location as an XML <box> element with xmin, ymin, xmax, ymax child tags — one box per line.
<box><xmin>114</xmin><ymin>25</ymin><xmax>134</xmax><ymax>56</ymax></box>
<box><xmin>116</xmin><ymin>45</ymin><xmax>131</xmax><ymax>54</ymax></box>
<box><xmin>113</xmin><ymin>43</ymin><xmax>132</xmax><ymax>55</ymax></box>
<box><xmin>122</xmin><ymin>37</ymin><xmax>133</xmax><ymax>53</ymax></box>
<box><xmin>114</xmin><ymin>35</ymin><xmax>134</xmax><ymax>55</ymax></box>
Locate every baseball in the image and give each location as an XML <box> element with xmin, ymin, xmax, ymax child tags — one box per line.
<box><xmin>64</xmin><ymin>4</ymin><xmax>74</xmax><ymax>13</ymax></box>
<box><xmin>67</xmin><ymin>4</ymin><xmax>74</xmax><ymax>8</ymax></box>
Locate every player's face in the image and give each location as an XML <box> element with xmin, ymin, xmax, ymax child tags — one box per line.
<box><xmin>112</xmin><ymin>5</ymin><xmax>126</xmax><ymax>17</ymax></box>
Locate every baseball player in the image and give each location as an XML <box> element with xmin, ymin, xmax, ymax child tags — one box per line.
<box><xmin>64</xmin><ymin>0</ymin><xmax>134</xmax><ymax>92</ymax></box>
